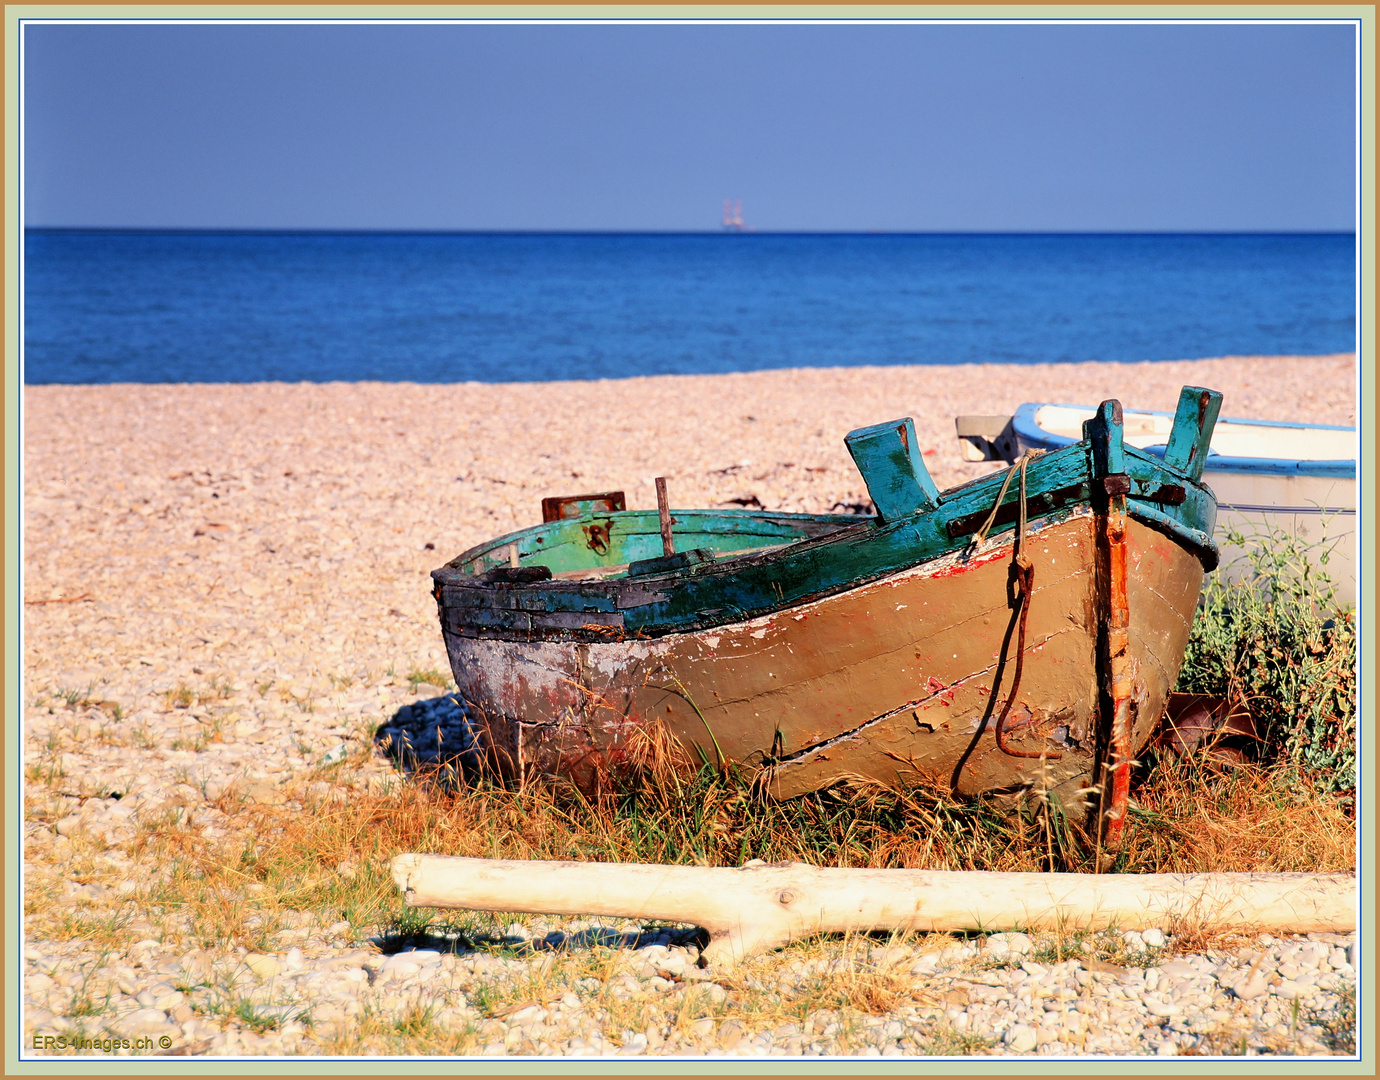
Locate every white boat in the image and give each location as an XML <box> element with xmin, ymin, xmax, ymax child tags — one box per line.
<box><xmin>957</xmin><ymin>405</ymin><xmax>1356</xmax><ymax>605</ymax></box>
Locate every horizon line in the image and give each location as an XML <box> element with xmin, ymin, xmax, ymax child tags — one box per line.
<box><xmin>23</xmin><ymin>226</ymin><xmax>1357</xmax><ymax>238</ymax></box>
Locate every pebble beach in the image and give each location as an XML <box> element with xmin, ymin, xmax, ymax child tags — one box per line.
<box><xmin>22</xmin><ymin>354</ymin><xmax>1358</xmax><ymax>1058</ymax></box>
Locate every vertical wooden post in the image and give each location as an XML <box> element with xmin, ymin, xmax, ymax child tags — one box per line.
<box><xmin>1103</xmin><ymin>481</ymin><xmax>1133</xmax><ymax>850</ymax></box>
<box><xmin>1085</xmin><ymin>399</ymin><xmax>1132</xmax><ymax>859</ymax></box>
<box><xmin>655</xmin><ymin>477</ymin><xmax>675</xmax><ymax>557</ymax></box>
<box><xmin>508</xmin><ymin>542</ymin><xmax>520</xmax><ymax>569</ymax></box>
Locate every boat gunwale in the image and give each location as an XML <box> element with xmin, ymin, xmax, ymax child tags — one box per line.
<box><xmin>432</xmin><ymin>438</ymin><xmax>1219</xmax><ymax>643</ymax></box>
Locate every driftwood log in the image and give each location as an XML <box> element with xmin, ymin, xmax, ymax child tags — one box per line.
<box><xmin>392</xmin><ymin>855</ymin><xmax>1355</xmax><ymax>966</ymax></box>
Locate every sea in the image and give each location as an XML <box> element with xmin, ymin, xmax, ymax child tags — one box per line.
<box><xmin>22</xmin><ymin>231</ymin><xmax>1356</xmax><ymax>385</ymax></box>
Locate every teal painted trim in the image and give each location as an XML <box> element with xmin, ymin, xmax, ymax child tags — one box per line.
<box><xmin>1083</xmin><ymin>399</ymin><xmax>1125</xmax><ymax>478</ymax></box>
<box><xmin>844</xmin><ymin>417</ymin><xmax>939</xmax><ymax>521</ymax></box>
<box><xmin>1124</xmin><ymin>445</ymin><xmax>1218</xmax><ymax>542</ymax></box>
<box><xmin>1163</xmin><ymin>387</ymin><xmax>1223</xmax><ymax>483</ymax></box>
<box><xmin>1126</xmin><ymin>503</ymin><xmax>1220</xmax><ymax>573</ymax></box>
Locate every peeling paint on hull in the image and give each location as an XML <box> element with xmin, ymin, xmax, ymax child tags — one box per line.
<box><xmin>441</xmin><ymin>511</ymin><xmax>1202</xmax><ymax>801</ymax></box>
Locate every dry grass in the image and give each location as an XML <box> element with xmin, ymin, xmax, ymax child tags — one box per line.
<box><xmin>313</xmin><ymin>999</ymin><xmax>482</xmax><ymax>1055</ymax></box>
<box><xmin>1124</xmin><ymin>755</ymin><xmax>1355</xmax><ymax>875</ymax></box>
<box><xmin>23</xmin><ymin>748</ymin><xmax>1354</xmax><ymax>1054</ymax></box>
<box><xmin>22</xmin><ymin>676</ymin><xmax>1354</xmax><ymax>977</ymax></box>
<box><xmin>27</xmin><ymin>733</ymin><xmax>1348</xmax><ymax>957</ymax></box>
<box><xmin>25</xmin><ymin>527</ymin><xmax>1355</xmax><ymax>960</ymax></box>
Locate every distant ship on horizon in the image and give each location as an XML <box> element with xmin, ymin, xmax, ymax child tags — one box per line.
<box><xmin>722</xmin><ymin>198</ymin><xmax>753</xmax><ymax>232</ymax></box>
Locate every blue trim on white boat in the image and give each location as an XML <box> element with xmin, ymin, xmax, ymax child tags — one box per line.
<box><xmin>1293</xmin><ymin>459</ymin><xmax>1358</xmax><ymax>478</ymax></box>
<box><xmin>1011</xmin><ymin>403</ymin><xmax>1357</xmax><ymax>480</ymax></box>
<box><xmin>1219</xmin><ymin>504</ymin><xmax>1356</xmax><ymax>516</ymax></box>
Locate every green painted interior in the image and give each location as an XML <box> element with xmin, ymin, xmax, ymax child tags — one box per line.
<box><xmin>441</xmin><ymin>509</ymin><xmax>855</xmax><ymax>577</ymax></box>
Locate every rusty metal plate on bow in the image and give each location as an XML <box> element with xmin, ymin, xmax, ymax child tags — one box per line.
<box><xmin>541</xmin><ymin>491</ymin><xmax>627</xmax><ymax>522</ymax></box>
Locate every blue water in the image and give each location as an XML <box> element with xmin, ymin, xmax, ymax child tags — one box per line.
<box><xmin>23</xmin><ymin>232</ymin><xmax>1355</xmax><ymax>385</ymax></box>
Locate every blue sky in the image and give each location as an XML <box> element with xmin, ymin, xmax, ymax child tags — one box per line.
<box><xmin>22</xmin><ymin>20</ymin><xmax>1357</xmax><ymax>231</ymax></box>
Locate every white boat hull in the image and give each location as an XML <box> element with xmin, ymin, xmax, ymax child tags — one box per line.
<box><xmin>1207</xmin><ymin>470</ymin><xmax>1355</xmax><ymax>605</ymax></box>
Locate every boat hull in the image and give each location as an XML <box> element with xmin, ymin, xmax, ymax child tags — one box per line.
<box><xmin>442</xmin><ymin>510</ymin><xmax>1202</xmax><ymax>803</ymax></box>
<box><xmin>437</xmin><ymin>389</ymin><xmax>1223</xmax><ymax>813</ymax></box>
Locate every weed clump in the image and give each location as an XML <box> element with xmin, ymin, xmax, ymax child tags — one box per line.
<box><xmin>1175</xmin><ymin>523</ymin><xmax>1356</xmax><ymax>794</ymax></box>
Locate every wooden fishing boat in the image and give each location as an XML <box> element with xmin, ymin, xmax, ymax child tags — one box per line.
<box><xmin>432</xmin><ymin>387</ymin><xmax>1223</xmax><ymax>830</ymax></box>
<box><xmin>959</xmin><ymin>404</ymin><xmax>1355</xmax><ymax>604</ymax></box>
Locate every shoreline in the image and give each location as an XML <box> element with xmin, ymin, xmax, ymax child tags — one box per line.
<box><xmin>21</xmin><ymin>350</ymin><xmax>1359</xmax><ymax>393</ymax></box>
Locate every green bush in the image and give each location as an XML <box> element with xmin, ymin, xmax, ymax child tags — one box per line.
<box><xmin>1175</xmin><ymin>522</ymin><xmax>1356</xmax><ymax>793</ymax></box>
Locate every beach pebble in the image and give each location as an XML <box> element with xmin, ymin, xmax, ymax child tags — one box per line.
<box><xmin>244</xmin><ymin>954</ymin><xmax>281</xmax><ymax>979</ymax></box>
<box><xmin>983</xmin><ymin>932</ymin><xmax>1033</xmax><ymax>958</ymax></box>
<box><xmin>1004</xmin><ymin>1024</ymin><xmax>1038</xmax><ymax>1052</ymax></box>
<box><xmin>115</xmin><ymin>1007</ymin><xmax>180</xmax><ymax>1038</ymax></box>
<box><xmin>1232</xmin><ymin>974</ymin><xmax>1272</xmax><ymax>1001</ymax></box>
